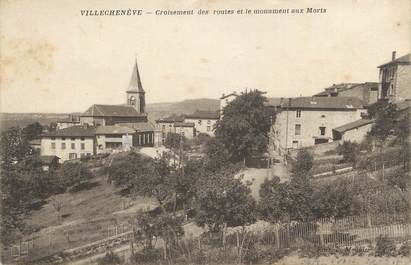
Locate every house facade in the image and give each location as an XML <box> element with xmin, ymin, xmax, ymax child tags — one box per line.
<box><xmin>56</xmin><ymin>115</ymin><xmax>81</xmax><ymax>130</ymax></box>
<box><xmin>95</xmin><ymin>126</ymin><xmax>134</xmax><ymax>154</ymax></box>
<box><xmin>269</xmin><ymin>97</ymin><xmax>367</xmax><ymax>156</ymax></box>
<box><xmin>174</xmin><ymin>122</ymin><xmax>195</xmax><ymax>139</ymax></box>
<box><xmin>378</xmin><ymin>51</ymin><xmax>411</xmax><ymax>102</ymax></box>
<box><xmin>155</xmin><ymin>115</ymin><xmax>185</xmax><ymax>144</ymax></box>
<box><xmin>184</xmin><ymin>111</ymin><xmax>219</xmax><ymax>136</ymax></box>
<box><xmin>40</xmin><ymin>126</ymin><xmax>96</xmax><ymax>162</ymax></box>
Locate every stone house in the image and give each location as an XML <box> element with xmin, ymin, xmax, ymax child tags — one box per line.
<box><xmin>174</xmin><ymin>122</ymin><xmax>195</xmax><ymax>139</ymax></box>
<box><xmin>184</xmin><ymin>110</ymin><xmax>219</xmax><ymax>136</ymax></box>
<box><xmin>268</xmin><ymin>97</ymin><xmax>367</xmax><ymax>156</ymax></box>
<box><xmin>378</xmin><ymin>51</ymin><xmax>411</xmax><ymax>102</ymax></box>
<box><xmin>40</xmin><ymin>126</ymin><xmax>96</xmax><ymax>162</ymax></box>
<box><xmin>332</xmin><ymin>118</ymin><xmax>375</xmax><ymax>143</ymax></box>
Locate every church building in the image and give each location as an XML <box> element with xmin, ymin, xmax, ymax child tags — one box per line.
<box><xmin>80</xmin><ymin>60</ymin><xmax>148</xmax><ymax>126</ymax></box>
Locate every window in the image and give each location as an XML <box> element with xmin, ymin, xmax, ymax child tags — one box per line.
<box><xmin>61</xmin><ymin>143</ymin><xmax>66</xmax><ymax>149</ymax></box>
<box><xmin>292</xmin><ymin>140</ymin><xmax>299</xmax><ymax>148</ymax></box>
<box><xmin>181</xmin><ymin>132</ymin><xmax>185</xmax><ymax>137</ymax></box>
<box><xmin>389</xmin><ymin>84</ymin><xmax>395</xmax><ymax>96</ymax></box>
<box><xmin>69</xmin><ymin>153</ymin><xmax>77</xmax><ymax>159</ymax></box>
<box><xmin>321</xmin><ymin>115</ymin><xmax>326</xmax><ymax>118</ymax></box>
<box><xmin>296</xmin><ymin>109</ymin><xmax>302</xmax><ymax>118</ymax></box>
<box><xmin>51</xmin><ymin>142</ymin><xmax>56</xmax><ymax>149</ymax></box>
<box><xmin>71</xmin><ymin>137</ymin><xmax>75</xmax><ymax>141</ymax></box>
<box><xmin>295</xmin><ymin>124</ymin><xmax>301</xmax><ymax>136</ymax></box>
<box><xmin>319</xmin><ymin>127</ymin><xmax>326</xmax><ymax>136</ymax></box>
<box><xmin>80</xmin><ymin>137</ymin><xmax>85</xmax><ymax>141</ymax></box>
<box><xmin>62</xmin><ymin>137</ymin><xmax>66</xmax><ymax>141</ymax></box>
<box><xmin>207</xmin><ymin>126</ymin><xmax>211</xmax><ymax>132</ymax></box>
<box><xmin>81</xmin><ymin>143</ymin><xmax>85</xmax><ymax>150</ymax></box>
<box><xmin>51</xmin><ymin>137</ymin><xmax>56</xmax><ymax>140</ymax></box>
<box><xmin>162</xmin><ymin>125</ymin><xmax>166</xmax><ymax>130</ymax></box>
<box><xmin>207</xmin><ymin>120</ymin><xmax>211</xmax><ymax>124</ymax></box>
<box><xmin>198</xmin><ymin>120</ymin><xmax>202</xmax><ymax>125</ymax></box>
<box><xmin>71</xmin><ymin>143</ymin><xmax>75</xmax><ymax>149</ymax></box>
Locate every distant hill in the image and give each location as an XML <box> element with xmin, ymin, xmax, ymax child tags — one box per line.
<box><xmin>0</xmin><ymin>113</ymin><xmax>72</xmax><ymax>131</ymax></box>
<box><xmin>146</xmin><ymin>98</ymin><xmax>220</xmax><ymax>121</ymax></box>
<box><xmin>0</xmin><ymin>97</ymin><xmax>281</xmax><ymax>130</ymax></box>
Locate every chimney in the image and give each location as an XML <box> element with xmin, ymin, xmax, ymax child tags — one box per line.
<box><xmin>392</xmin><ymin>51</ymin><xmax>396</xmax><ymax>61</ymax></box>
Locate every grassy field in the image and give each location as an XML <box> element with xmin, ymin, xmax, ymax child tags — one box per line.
<box><xmin>15</xmin><ymin>170</ymin><xmax>158</xmax><ymax>262</ymax></box>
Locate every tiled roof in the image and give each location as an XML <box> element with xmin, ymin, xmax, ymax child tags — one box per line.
<box><xmin>378</xmin><ymin>53</ymin><xmax>410</xmax><ymax>68</ymax></box>
<box><xmin>42</xmin><ymin>126</ymin><xmax>95</xmax><ymax>137</ymax></box>
<box><xmin>174</xmin><ymin>122</ymin><xmax>195</xmax><ymax>127</ymax></box>
<box><xmin>185</xmin><ymin>111</ymin><xmax>219</xmax><ymax>119</ymax></box>
<box><xmin>264</xmin><ymin>97</ymin><xmax>283</xmax><ymax>107</ymax></box>
<box><xmin>273</xmin><ymin>97</ymin><xmax>365</xmax><ymax>110</ymax></box>
<box><xmin>81</xmin><ymin>104</ymin><xmax>146</xmax><ymax>117</ymax></box>
<box><xmin>117</xmin><ymin>122</ymin><xmax>155</xmax><ymax>132</ymax></box>
<box><xmin>333</xmin><ymin>119</ymin><xmax>375</xmax><ymax>133</ymax></box>
<box><xmin>313</xmin><ymin>82</ymin><xmax>378</xmax><ymax>97</ymax></box>
<box><xmin>156</xmin><ymin>115</ymin><xmax>186</xmax><ymax>123</ymax></box>
<box><xmin>95</xmin><ymin>125</ymin><xmax>135</xmax><ymax>135</ymax></box>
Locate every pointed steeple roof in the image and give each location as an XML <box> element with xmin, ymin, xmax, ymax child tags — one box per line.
<box><xmin>127</xmin><ymin>58</ymin><xmax>145</xmax><ymax>93</ymax></box>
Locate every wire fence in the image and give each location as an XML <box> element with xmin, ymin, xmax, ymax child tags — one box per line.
<box><xmin>2</xmin><ymin>213</ymin><xmax>410</xmax><ymax>264</ymax></box>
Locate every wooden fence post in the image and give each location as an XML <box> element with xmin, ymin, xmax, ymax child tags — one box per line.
<box><xmin>274</xmin><ymin>226</ymin><xmax>280</xmax><ymax>249</ymax></box>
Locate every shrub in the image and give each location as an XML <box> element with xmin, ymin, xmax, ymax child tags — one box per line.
<box><xmin>193</xmin><ymin>248</ymin><xmax>207</xmax><ymax>265</ymax></box>
<box><xmin>243</xmin><ymin>241</ymin><xmax>260</xmax><ymax>264</ymax></box>
<box><xmin>398</xmin><ymin>241</ymin><xmax>411</xmax><ymax>256</ymax></box>
<box><xmin>98</xmin><ymin>251</ymin><xmax>122</xmax><ymax>265</ymax></box>
<box><xmin>131</xmin><ymin>248</ymin><xmax>162</xmax><ymax>264</ymax></box>
<box><xmin>375</xmin><ymin>235</ymin><xmax>396</xmax><ymax>256</ymax></box>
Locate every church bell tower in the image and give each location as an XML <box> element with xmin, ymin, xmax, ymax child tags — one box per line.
<box><xmin>126</xmin><ymin>59</ymin><xmax>146</xmax><ymax>113</ymax></box>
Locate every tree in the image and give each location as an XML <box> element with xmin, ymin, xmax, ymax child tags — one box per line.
<box><xmin>369</xmin><ymin>102</ymin><xmax>397</xmax><ymax>142</ymax></box>
<box><xmin>0</xmin><ymin>127</ymin><xmax>33</xmax><ymax>165</ymax></box>
<box><xmin>337</xmin><ymin>141</ymin><xmax>359</xmax><ymax>167</ymax></box>
<box><xmin>203</xmin><ymin>137</ymin><xmax>231</xmax><ymax>173</ymax></box>
<box><xmin>57</xmin><ymin>162</ymin><xmax>94</xmax><ymax>190</ymax></box>
<box><xmin>258</xmin><ymin>176</ymin><xmax>289</xmax><ymax>223</ymax></box>
<box><xmin>215</xmin><ymin>89</ymin><xmax>271</xmax><ymax>163</ymax></box>
<box><xmin>164</xmin><ymin>132</ymin><xmax>185</xmax><ymax>150</ymax></box>
<box><xmin>288</xmin><ymin>149</ymin><xmax>314</xmax><ymax>221</ymax></box>
<box><xmin>195</xmin><ymin>169</ymin><xmax>257</xmax><ymax>233</ymax></box>
<box><xmin>291</xmin><ymin>149</ymin><xmax>314</xmax><ymax>175</ymax></box>
<box><xmin>23</xmin><ymin>122</ymin><xmax>43</xmax><ymax>141</ymax></box>
<box><xmin>386</xmin><ymin>168</ymin><xmax>410</xmax><ymax>192</ymax></box>
<box><xmin>108</xmin><ymin>152</ymin><xmax>153</xmax><ymax>189</ymax></box>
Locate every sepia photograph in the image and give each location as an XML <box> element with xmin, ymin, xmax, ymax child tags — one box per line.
<box><xmin>0</xmin><ymin>0</ymin><xmax>410</xmax><ymax>264</ymax></box>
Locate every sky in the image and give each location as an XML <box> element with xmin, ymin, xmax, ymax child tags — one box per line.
<box><xmin>0</xmin><ymin>0</ymin><xmax>410</xmax><ymax>113</ymax></box>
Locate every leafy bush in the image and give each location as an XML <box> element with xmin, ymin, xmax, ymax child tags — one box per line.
<box><xmin>243</xmin><ymin>241</ymin><xmax>261</xmax><ymax>264</ymax></box>
<box><xmin>131</xmin><ymin>248</ymin><xmax>162</xmax><ymax>264</ymax></box>
<box><xmin>337</xmin><ymin>141</ymin><xmax>359</xmax><ymax>166</ymax></box>
<box><xmin>98</xmin><ymin>251</ymin><xmax>122</xmax><ymax>265</ymax></box>
<box><xmin>398</xmin><ymin>241</ymin><xmax>411</xmax><ymax>256</ymax></box>
<box><xmin>375</xmin><ymin>235</ymin><xmax>396</xmax><ymax>256</ymax></box>
<box><xmin>193</xmin><ymin>248</ymin><xmax>207</xmax><ymax>265</ymax></box>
